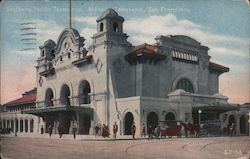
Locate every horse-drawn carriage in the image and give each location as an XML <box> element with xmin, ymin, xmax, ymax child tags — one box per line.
<box><xmin>159</xmin><ymin>120</ymin><xmax>200</xmax><ymax>138</ymax></box>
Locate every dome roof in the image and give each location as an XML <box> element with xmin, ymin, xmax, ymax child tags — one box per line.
<box><xmin>97</xmin><ymin>8</ymin><xmax>124</xmax><ymax>22</ymax></box>
<box><xmin>102</xmin><ymin>8</ymin><xmax>118</xmax><ymax>17</ymax></box>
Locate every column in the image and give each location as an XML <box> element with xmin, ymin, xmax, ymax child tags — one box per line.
<box><xmin>5</xmin><ymin>120</ymin><xmax>8</xmax><ymax>128</ymax></box>
<box><xmin>236</xmin><ymin>117</ymin><xmax>240</xmax><ymax>135</ymax></box>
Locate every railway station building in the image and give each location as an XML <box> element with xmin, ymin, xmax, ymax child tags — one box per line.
<box><xmin>1</xmin><ymin>8</ymin><xmax>249</xmax><ymax>136</ymax></box>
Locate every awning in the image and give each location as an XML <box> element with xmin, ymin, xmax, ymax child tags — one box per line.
<box><xmin>192</xmin><ymin>104</ymin><xmax>239</xmax><ymax>124</ymax></box>
<box><xmin>192</xmin><ymin>105</ymin><xmax>239</xmax><ymax>112</ymax></box>
<box><xmin>21</xmin><ymin>105</ymin><xmax>94</xmax><ymax>117</ymax></box>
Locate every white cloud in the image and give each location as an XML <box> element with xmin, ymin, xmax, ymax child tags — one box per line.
<box><xmin>209</xmin><ymin>47</ymin><xmax>247</xmax><ymax>58</ymax></box>
<box><xmin>74</xmin><ymin>16</ymin><xmax>97</xmax><ymax>26</ymax></box>
<box><xmin>16</xmin><ymin>49</ymin><xmax>39</xmax><ymax>57</ymax></box>
<box><xmin>79</xmin><ymin>27</ymin><xmax>96</xmax><ymax>47</ymax></box>
<box><xmin>124</xmin><ymin>14</ymin><xmax>247</xmax><ymax>46</ymax></box>
<box><xmin>33</xmin><ymin>19</ymin><xmax>64</xmax><ymax>44</ymax></box>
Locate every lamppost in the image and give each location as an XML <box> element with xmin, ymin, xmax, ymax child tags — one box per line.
<box><xmin>198</xmin><ymin>109</ymin><xmax>202</xmax><ymax>125</ymax></box>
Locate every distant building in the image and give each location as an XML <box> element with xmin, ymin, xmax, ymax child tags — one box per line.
<box><xmin>1</xmin><ymin>8</ymin><xmax>248</xmax><ymax>137</ymax></box>
<box><xmin>0</xmin><ymin>88</ymin><xmax>39</xmax><ymax>134</ymax></box>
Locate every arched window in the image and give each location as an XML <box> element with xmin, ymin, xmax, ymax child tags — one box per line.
<box><xmin>113</xmin><ymin>22</ymin><xmax>119</xmax><ymax>32</ymax></box>
<box><xmin>41</xmin><ymin>50</ymin><xmax>45</xmax><ymax>57</ymax></box>
<box><xmin>176</xmin><ymin>78</ymin><xmax>194</xmax><ymax>93</ymax></box>
<box><xmin>45</xmin><ymin>88</ymin><xmax>54</xmax><ymax>107</ymax></box>
<box><xmin>100</xmin><ymin>22</ymin><xmax>104</xmax><ymax>32</ymax></box>
<box><xmin>78</xmin><ymin>80</ymin><xmax>91</xmax><ymax>104</ymax></box>
<box><xmin>60</xmin><ymin>84</ymin><xmax>71</xmax><ymax>105</ymax></box>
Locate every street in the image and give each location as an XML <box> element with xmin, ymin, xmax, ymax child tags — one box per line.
<box><xmin>1</xmin><ymin>136</ymin><xmax>250</xmax><ymax>159</ymax></box>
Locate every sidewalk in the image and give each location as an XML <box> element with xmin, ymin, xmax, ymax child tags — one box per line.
<box><xmin>0</xmin><ymin>133</ymin><xmax>142</xmax><ymax>141</ymax></box>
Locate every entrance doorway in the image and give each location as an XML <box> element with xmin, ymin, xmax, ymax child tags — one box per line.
<box><xmin>229</xmin><ymin>115</ymin><xmax>236</xmax><ymax>126</ymax></box>
<box><xmin>79</xmin><ymin>114</ymin><xmax>91</xmax><ymax>134</ymax></box>
<box><xmin>240</xmin><ymin>115</ymin><xmax>247</xmax><ymax>134</ymax></box>
<box><xmin>147</xmin><ymin>112</ymin><xmax>159</xmax><ymax>129</ymax></box>
<box><xmin>124</xmin><ymin>112</ymin><xmax>134</xmax><ymax>135</ymax></box>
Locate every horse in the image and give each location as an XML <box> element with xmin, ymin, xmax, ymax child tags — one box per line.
<box><xmin>181</xmin><ymin>122</ymin><xmax>200</xmax><ymax>138</ymax></box>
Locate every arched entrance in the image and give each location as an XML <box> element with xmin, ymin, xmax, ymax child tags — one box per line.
<box><xmin>30</xmin><ymin>119</ymin><xmax>34</xmax><ymax>133</ymax></box>
<box><xmin>79</xmin><ymin>80</ymin><xmax>91</xmax><ymax>104</ymax></box>
<box><xmin>165</xmin><ymin>112</ymin><xmax>175</xmax><ymax>121</ymax></box>
<box><xmin>11</xmin><ymin>120</ymin><xmax>14</xmax><ymax>132</ymax></box>
<box><xmin>25</xmin><ymin>119</ymin><xmax>28</xmax><ymax>132</ymax></box>
<box><xmin>60</xmin><ymin>84</ymin><xmax>70</xmax><ymax>105</ymax></box>
<box><xmin>45</xmin><ymin>88</ymin><xmax>54</xmax><ymax>107</ymax></box>
<box><xmin>165</xmin><ymin>112</ymin><xmax>176</xmax><ymax>127</ymax></box>
<box><xmin>147</xmin><ymin>112</ymin><xmax>159</xmax><ymax>129</ymax></box>
<box><xmin>124</xmin><ymin>112</ymin><xmax>134</xmax><ymax>135</ymax></box>
<box><xmin>20</xmin><ymin>119</ymin><xmax>23</xmax><ymax>132</ymax></box>
<box><xmin>229</xmin><ymin>115</ymin><xmax>236</xmax><ymax>125</ymax></box>
<box><xmin>15</xmin><ymin>119</ymin><xmax>18</xmax><ymax>132</ymax></box>
<box><xmin>240</xmin><ymin>115</ymin><xmax>247</xmax><ymax>134</ymax></box>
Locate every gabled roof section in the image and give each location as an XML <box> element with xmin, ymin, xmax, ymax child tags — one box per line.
<box><xmin>54</xmin><ymin>28</ymin><xmax>85</xmax><ymax>55</ymax></box>
<box><xmin>209</xmin><ymin>62</ymin><xmax>229</xmax><ymax>74</ymax></box>
<box><xmin>131</xmin><ymin>43</ymin><xmax>156</xmax><ymax>55</ymax></box>
<box><xmin>125</xmin><ymin>43</ymin><xmax>166</xmax><ymax>65</ymax></box>
<box><xmin>4</xmin><ymin>93</ymin><xmax>36</xmax><ymax>106</ymax></box>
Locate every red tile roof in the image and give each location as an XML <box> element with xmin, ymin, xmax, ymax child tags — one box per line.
<box><xmin>209</xmin><ymin>62</ymin><xmax>229</xmax><ymax>73</ymax></box>
<box><xmin>4</xmin><ymin>93</ymin><xmax>36</xmax><ymax>106</ymax></box>
<box><xmin>126</xmin><ymin>43</ymin><xmax>166</xmax><ymax>60</ymax></box>
<box><xmin>131</xmin><ymin>43</ymin><xmax>156</xmax><ymax>54</ymax></box>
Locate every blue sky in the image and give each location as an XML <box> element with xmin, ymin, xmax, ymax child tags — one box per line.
<box><xmin>0</xmin><ymin>0</ymin><xmax>249</xmax><ymax>104</ymax></box>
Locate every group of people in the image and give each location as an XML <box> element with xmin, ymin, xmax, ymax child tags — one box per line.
<box><xmin>145</xmin><ymin>124</ymin><xmax>161</xmax><ymax>140</ymax></box>
<box><xmin>94</xmin><ymin>121</ymin><xmax>137</xmax><ymax>140</ymax></box>
<box><xmin>40</xmin><ymin>123</ymin><xmax>77</xmax><ymax>139</ymax></box>
<box><xmin>94</xmin><ymin>122</ymin><xmax>120</xmax><ymax>139</ymax></box>
<box><xmin>94</xmin><ymin>124</ymin><xmax>110</xmax><ymax>138</ymax></box>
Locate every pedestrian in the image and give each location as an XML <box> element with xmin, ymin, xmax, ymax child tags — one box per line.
<box><xmin>98</xmin><ymin>124</ymin><xmax>102</xmax><ymax>136</ymax></box>
<box><xmin>131</xmin><ymin>122</ymin><xmax>136</xmax><ymax>139</ymax></box>
<box><xmin>141</xmin><ymin>123</ymin><xmax>146</xmax><ymax>138</ymax></box>
<box><xmin>47</xmin><ymin>125</ymin><xmax>52</xmax><ymax>137</ymax></box>
<box><xmin>41</xmin><ymin>125</ymin><xmax>44</xmax><ymax>134</ymax></box>
<box><xmin>95</xmin><ymin>124</ymin><xmax>100</xmax><ymax>137</ymax></box>
<box><xmin>102</xmin><ymin>124</ymin><xmax>106</xmax><ymax>138</ymax></box>
<box><xmin>157</xmin><ymin>125</ymin><xmax>161</xmax><ymax>139</ymax></box>
<box><xmin>113</xmin><ymin>122</ymin><xmax>118</xmax><ymax>139</ymax></box>
<box><xmin>147</xmin><ymin>125</ymin><xmax>153</xmax><ymax>140</ymax></box>
<box><xmin>58</xmin><ymin>124</ymin><xmax>63</xmax><ymax>138</ymax></box>
<box><xmin>15</xmin><ymin>129</ymin><xmax>17</xmax><ymax>137</ymax></box>
<box><xmin>72</xmin><ymin>121</ymin><xmax>77</xmax><ymax>139</ymax></box>
<box><xmin>106</xmin><ymin>125</ymin><xmax>110</xmax><ymax>137</ymax></box>
<box><xmin>230</xmin><ymin>123</ymin><xmax>236</xmax><ymax>137</ymax></box>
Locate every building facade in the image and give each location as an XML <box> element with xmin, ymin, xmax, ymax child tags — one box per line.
<box><xmin>2</xmin><ymin>8</ymin><xmax>248</xmax><ymax>137</ymax></box>
<box><xmin>0</xmin><ymin>88</ymin><xmax>39</xmax><ymax>135</ymax></box>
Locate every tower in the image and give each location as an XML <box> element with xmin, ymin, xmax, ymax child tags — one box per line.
<box><xmin>91</xmin><ymin>8</ymin><xmax>130</xmax><ymax>47</ymax></box>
